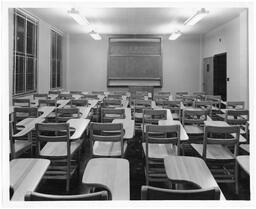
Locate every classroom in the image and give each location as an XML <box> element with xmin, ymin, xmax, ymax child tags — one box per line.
<box><xmin>3</xmin><ymin>0</ymin><xmax>253</xmax><ymax>205</ymax></box>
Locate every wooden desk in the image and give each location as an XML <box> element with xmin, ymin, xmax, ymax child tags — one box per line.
<box><xmin>57</xmin><ymin>99</ymin><xmax>70</xmax><ymax>108</ymax></box>
<box><xmin>10</xmin><ymin>158</ymin><xmax>50</xmax><ymax>201</ymax></box>
<box><xmin>237</xmin><ymin>155</ymin><xmax>249</xmax><ymax>175</ymax></box>
<box><xmin>13</xmin><ymin>117</ymin><xmax>45</xmax><ymax>138</ymax></box>
<box><xmin>38</xmin><ymin>106</ymin><xmax>55</xmax><ymax>118</ymax></box>
<box><xmin>82</xmin><ymin>158</ymin><xmax>130</xmax><ymax>200</ymax></box>
<box><xmin>158</xmin><ymin>120</ymin><xmax>188</xmax><ymax>141</ymax></box>
<box><xmin>68</xmin><ymin>118</ymin><xmax>90</xmax><ymax>140</ymax></box>
<box><xmin>112</xmin><ymin>119</ymin><xmax>135</xmax><ymax>139</ymax></box>
<box><xmin>164</xmin><ymin>156</ymin><xmax>225</xmax><ymax>200</ymax></box>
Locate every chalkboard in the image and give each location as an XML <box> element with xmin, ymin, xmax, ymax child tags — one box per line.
<box><xmin>108</xmin><ymin>37</ymin><xmax>162</xmax><ymax>87</ymax></box>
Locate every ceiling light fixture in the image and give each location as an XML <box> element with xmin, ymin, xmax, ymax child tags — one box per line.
<box><xmin>168</xmin><ymin>31</ymin><xmax>182</xmax><ymax>40</ymax></box>
<box><xmin>89</xmin><ymin>31</ymin><xmax>102</xmax><ymax>40</ymax></box>
<box><xmin>68</xmin><ymin>8</ymin><xmax>90</xmax><ymax>26</ymax></box>
<box><xmin>184</xmin><ymin>8</ymin><xmax>209</xmax><ymax>26</ymax></box>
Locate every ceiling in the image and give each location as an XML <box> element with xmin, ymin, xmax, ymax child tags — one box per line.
<box><xmin>26</xmin><ymin>7</ymin><xmax>245</xmax><ymax>36</ymax></box>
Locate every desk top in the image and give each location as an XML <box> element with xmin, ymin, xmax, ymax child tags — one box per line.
<box><xmin>67</xmin><ymin>118</ymin><xmax>90</xmax><ymax>140</ymax></box>
<box><xmin>13</xmin><ymin>117</ymin><xmax>45</xmax><ymax>138</ymax></box>
<box><xmin>82</xmin><ymin>158</ymin><xmax>130</xmax><ymax>200</ymax></box>
<box><xmin>112</xmin><ymin>119</ymin><xmax>135</xmax><ymax>139</ymax></box>
<box><xmin>237</xmin><ymin>155</ymin><xmax>249</xmax><ymax>175</ymax></box>
<box><xmin>158</xmin><ymin>120</ymin><xmax>188</xmax><ymax>141</ymax></box>
<box><xmin>10</xmin><ymin>158</ymin><xmax>50</xmax><ymax>201</ymax></box>
<box><xmin>57</xmin><ymin>99</ymin><xmax>70</xmax><ymax>108</ymax></box>
<box><xmin>164</xmin><ymin>156</ymin><xmax>225</xmax><ymax>200</ymax></box>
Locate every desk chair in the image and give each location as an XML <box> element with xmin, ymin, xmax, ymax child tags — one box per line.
<box><xmin>191</xmin><ymin>125</ymin><xmax>240</xmax><ymax>194</ymax></box>
<box><xmin>33</xmin><ymin>93</ymin><xmax>49</xmax><ymax>100</ymax></box>
<box><xmin>59</xmin><ymin>93</ymin><xmax>73</xmax><ymax>100</ymax></box>
<box><xmin>48</xmin><ymin>90</ymin><xmax>61</xmax><ymax>97</ymax></box>
<box><xmin>132</xmin><ymin>100</ymin><xmax>152</xmax><ymax>133</ymax></box>
<box><xmin>157</xmin><ymin>91</ymin><xmax>171</xmax><ymax>96</ymax></box>
<box><xmin>38</xmin><ymin>99</ymin><xmax>57</xmax><ymax>107</ymax></box>
<box><xmin>225</xmin><ymin>109</ymin><xmax>249</xmax><ymax>142</ymax></box>
<box><xmin>81</xmin><ymin>94</ymin><xmax>99</xmax><ymax>100</ymax></box>
<box><xmin>90</xmin><ymin>122</ymin><xmax>126</xmax><ymax>158</ymax></box>
<box><xmin>107</xmin><ymin>94</ymin><xmax>122</xmax><ymax>100</ymax></box>
<box><xmin>70</xmin><ymin>90</ymin><xmax>82</xmax><ymax>94</ymax></box>
<box><xmin>193</xmin><ymin>91</ymin><xmax>206</xmax><ymax>99</ymax></box>
<box><xmin>71</xmin><ymin>99</ymin><xmax>88</xmax><ymax>107</ymax></box>
<box><xmin>113</xmin><ymin>91</ymin><xmax>127</xmax><ymax>96</ymax></box>
<box><xmin>205</xmin><ymin>95</ymin><xmax>222</xmax><ymax>115</ymax></box>
<box><xmin>163</xmin><ymin>101</ymin><xmax>181</xmax><ymax>120</ymax></box>
<box><xmin>101</xmin><ymin>108</ymin><xmax>125</xmax><ymax>123</ymax></box>
<box><xmin>102</xmin><ymin>99</ymin><xmax>122</xmax><ymax>108</ymax></box>
<box><xmin>182</xmin><ymin>109</ymin><xmax>207</xmax><ymax>154</ymax></box>
<box><xmin>13</xmin><ymin>98</ymin><xmax>30</xmax><ymax>107</ymax></box>
<box><xmin>175</xmin><ymin>92</ymin><xmax>188</xmax><ymax>100</ymax></box>
<box><xmin>92</xmin><ymin>91</ymin><xmax>105</xmax><ymax>95</ymax></box>
<box><xmin>143</xmin><ymin>125</ymin><xmax>180</xmax><ymax>185</ymax></box>
<box><xmin>25</xmin><ymin>190</ymin><xmax>109</xmax><ymax>201</ymax></box>
<box><xmin>35</xmin><ymin>123</ymin><xmax>82</xmax><ymax>192</ymax></box>
<box><xmin>13</xmin><ymin>107</ymin><xmax>38</xmax><ymax>133</ymax></box>
<box><xmin>136</xmin><ymin>90</ymin><xmax>148</xmax><ymax>96</ymax></box>
<box><xmin>226</xmin><ymin>101</ymin><xmax>245</xmax><ymax>110</ymax></box>
<box><xmin>182</xmin><ymin>95</ymin><xmax>196</xmax><ymax>107</ymax></box>
<box><xmin>9</xmin><ymin>121</ymin><xmax>32</xmax><ymax>159</ymax></box>
<box><xmin>194</xmin><ymin>100</ymin><xmax>213</xmax><ymax>118</ymax></box>
<box><xmin>141</xmin><ymin>185</ymin><xmax>220</xmax><ymax>200</ymax></box>
<box><xmin>56</xmin><ymin>107</ymin><xmax>80</xmax><ymax>122</ymax></box>
<box><xmin>142</xmin><ymin>109</ymin><xmax>167</xmax><ymax>133</ymax></box>
<box><xmin>154</xmin><ymin>95</ymin><xmax>169</xmax><ymax>104</ymax></box>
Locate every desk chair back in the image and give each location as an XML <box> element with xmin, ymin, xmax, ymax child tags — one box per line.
<box><xmin>144</xmin><ymin>125</ymin><xmax>180</xmax><ymax>184</ymax></box>
<box><xmin>90</xmin><ymin>122</ymin><xmax>124</xmax><ymax>157</ymax></box>
<box><xmin>56</xmin><ymin>107</ymin><xmax>80</xmax><ymax>122</ymax></box>
<box><xmin>13</xmin><ymin>98</ymin><xmax>30</xmax><ymax>107</ymax></box>
<box><xmin>141</xmin><ymin>185</ymin><xmax>220</xmax><ymax>200</ymax></box>
<box><xmin>25</xmin><ymin>190</ymin><xmax>109</xmax><ymax>201</ymax></box>
<box><xmin>101</xmin><ymin>108</ymin><xmax>125</xmax><ymax>123</ymax></box>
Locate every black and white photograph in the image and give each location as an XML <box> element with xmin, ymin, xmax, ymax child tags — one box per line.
<box><xmin>0</xmin><ymin>0</ymin><xmax>255</xmax><ymax>208</ymax></box>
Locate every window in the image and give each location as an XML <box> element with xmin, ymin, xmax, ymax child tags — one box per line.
<box><xmin>51</xmin><ymin>30</ymin><xmax>62</xmax><ymax>89</ymax></box>
<box><xmin>13</xmin><ymin>9</ymin><xmax>38</xmax><ymax>95</ymax></box>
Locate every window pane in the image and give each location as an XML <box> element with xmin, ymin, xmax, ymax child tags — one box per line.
<box><xmin>26</xmin><ymin>73</ymin><xmax>34</xmax><ymax>91</ymax></box>
<box><xmin>57</xmin><ymin>60</ymin><xmax>61</xmax><ymax>87</ymax></box>
<box><xmin>51</xmin><ymin>32</ymin><xmax>57</xmax><ymax>59</ymax></box>
<box><xmin>57</xmin><ymin>35</ymin><xmax>62</xmax><ymax>59</ymax></box>
<box><xmin>27</xmin><ymin>21</ymin><xmax>35</xmax><ymax>55</ymax></box>
<box><xmin>26</xmin><ymin>57</ymin><xmax>34</xmax><ymax>74</ymax></box>
<box><xmin>16</xmin><ymin>15</ymin><xmax>25</xmax><ymax>53</ymax></box>
<box><xmin>51</xmin><ymin>61</ymin><xmax>56</xmax><ymax>88</ymax></box>
<box><xmin>15</xmin><ymin>56</ymin><xmax>25</xmax><ymax>93</ymax></box>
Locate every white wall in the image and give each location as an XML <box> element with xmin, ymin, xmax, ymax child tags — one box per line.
<box><xmin>202</xmin><ymin>9</ymin><xmax>248</xmax><ymax>107</ymax></box>
<box><xmin>67</xmin><ymin>34</ymin><xmax>201</xmax><ymax>94</ymax></box>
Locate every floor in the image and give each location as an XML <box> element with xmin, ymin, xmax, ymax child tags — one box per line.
<box><xmin>34</xmin><ymin>132</ymin><xmax>250</xmax><ymax>200</ymax></box>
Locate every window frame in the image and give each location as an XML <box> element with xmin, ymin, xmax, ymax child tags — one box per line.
<box><xmin>13</xmin><ymin>9</ymin><xmax>38</xmax><ymax>96</ymax></box>
<box><xmin>50</xmin><ymin>29</ymin><xmax>62</xmax><ymax>89</ymax></box>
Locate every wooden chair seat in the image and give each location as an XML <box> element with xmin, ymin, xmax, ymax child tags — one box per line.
<box><xmin>184</xmin><ymin>125</ymin><xmax>204</xmax><ymax>134</ymax></box>
<box><xmin>142</xmin><ymin>143</ymin><xmax>177</xmax><ymax>159</ymax></box>
<box><xmin>40</xmin><ymin>140</ymin><xmax>82</xmax><ymax>157</ymax></box>
<box><xmin>12</xmin><ymin>140</ymin><xmax>32</xmax><ymax>157</ymax></box>
<box><xmin>93</xmin><ymin>141</ymin><xmax>127</xmax><ymax>157</ymax></box>
<box><xmin>191</xmin><ymin>144</ymin><xmax>235</xmax><ymax>160</ymax></box>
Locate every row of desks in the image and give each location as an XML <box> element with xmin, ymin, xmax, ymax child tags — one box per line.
<box><xmin>9</xmin><ymin>92</ymin><xmax>246</xmax><ymax>201</ymax></box>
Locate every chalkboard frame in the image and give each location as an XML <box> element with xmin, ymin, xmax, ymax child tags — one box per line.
<box><xmin>107</xmin><ymin>35</ymin><xmax>163</xmax><ymax>87</ymax></box>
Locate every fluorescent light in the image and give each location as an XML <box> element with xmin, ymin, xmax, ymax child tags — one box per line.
<box><xmin>168</xmin><ymin>31</ymin><xmax>182</xmax><ymax>40</ymax></box>
<box><xmin>89</xmin><ymin>31</ymin><xmax>102</xmax><ymax>40</ymax></box>
<box><xmin>68</xmin><ymin>8</ymin><xmax>90</xmax><ymax>26</ymax></box>
<box><xmin>184</xmin><ymin>8</ymin><xmax>209</xmax><ymax>26</ymax></box>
